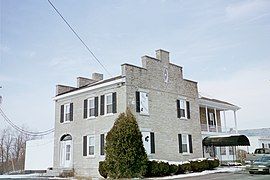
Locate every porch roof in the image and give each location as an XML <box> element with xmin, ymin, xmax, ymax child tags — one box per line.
<box><xmin>198</xmin><ymin>96</ymin><xmax>240</xmax><ymax>111</ymax></box>
<box><xmin>202</xmin><ymin>134</ymin><xmax>250</xmax><ymax>147</ymax></box>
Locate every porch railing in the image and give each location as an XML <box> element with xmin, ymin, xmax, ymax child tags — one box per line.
<box><xmin>200</xmin><ymin>123</ymin><xmax>224</xmax><ymax>133</ymax></box>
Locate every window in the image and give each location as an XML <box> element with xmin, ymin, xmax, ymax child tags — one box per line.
<box><xmin>88</xmin><ymin>98</ymin><xmax>95</xmax><ymax>117</ymax></box>
<box><xmin>66</xmin><ymin>144</ymin><xmax>71</xmax><ymax>160</ymax></box>
<box><xmin>229</xmin><ymin>147</ymin><xmax>234</xmax><ymax>155</ymax></box>
<box><xmin>136</xmin><ymin>91</ymin><xmax>149</xmax><ymax>115</ymax></box>
<box><xmin>64</xmin><ymin>104</ymin><xmax>70</xmax><ymax>122</ymax></box>
<box><xmin>177</xmin><ymin>99</ymin><xmax>190</xmax><ymax>119</ymax></box>
<box><xmin>220</xmin><ymin>147</ymin><xmax>226</xmax><ymax>155</ymax></box>
<box><xmin>141</xmin><ymin>131</ymin><xmax>155</xmax><ymax>155</ymax></box>
<box><xmin>105</xmin><ymin>93</ymin><xmax>113</xmax><ymax>114</ymax></box>
<box><xmin>268</xmin><ymin>144</ymin><xmax>270</xmax><ymax>148</ymax></box>
<box><xmin>179</xmin><ymin>134</ymin><xmax>193</xmax><ymax>153</ymax></box>
<box><xmin>180</xmin><ymin>99</ymin><xmax>186</xmax><ymax>118</ymax></box>
<box><xmin>209</xmin><ymin>112</ymin><xmax>215</xmax><ymax>126</ymax></box>
<box><xmin>88</xmin><ymin>135</ymin><xmax>95</xmax><ymax>156</ymax></box>
<box><xmin>182</xmin><ymin>134</ymin><xmax>188</xmax><ymax>153</ymax></box>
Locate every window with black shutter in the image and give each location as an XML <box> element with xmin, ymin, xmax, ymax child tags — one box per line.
<box><xmin>83</xmin><ymin>136</ymin><xmax>87</xmax><ymax>156</ymax></box>
<box><xmin>176</xmin><ymin>100</ymin><xmax>180</xmax><ymax>118</ymax></box>
<box><xmin>100</xmin><ymin>134</ymin><xmax>105</xmax><ymax>155</ymax></box>
<box><xmin>112</xmin><ymin>92</ymin><xmax>117</xmax><ymax>113</ymax></box>
<box><xmin>70</xmin><ymin>103</ymin><xmax>73</xmax><ymax>121</ymax></box>
<box><xmin>188</xmin><ymin>134</ymin><xmax>193</xmax><ymax>153</ymax></box>
<box><xmin>100</xmin><ymin>95</ymin><xmax>105</xmax><ymax>115</ymax></box>
<box><xmin>83</xmin><ymin>99</ymin><xmax>88</xmax><ymax>119</ymax></box>
<box><xmin>60</xmin><ymin>105</ymin><xmax>64</xmax><ymax>123</ymax></box>
<box><xmin>186</xmin><ymin>101</ymin><xmax>190</xmax><ymax>119</ymax></box>
<box><xmin>94</xmin><ymin>97</ymin><xmax>98</xmax><ymax>117</ymax></box>
<box><xmin>150</xmin><ymin>132</ymin><xmax>155</xmax><ymax>154</ymax></box>
<box><xmin>178</xmin><ymin>134</ymin><xmax>182</xmax><ymax>153</ymax></box>
<box><xmin>136</xmin><ymin>91</ymin><xmax>140</xmax><ymax>112</ymax></box>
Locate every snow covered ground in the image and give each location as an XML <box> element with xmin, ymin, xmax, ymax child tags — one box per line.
<box><xmin>0</xmin><ymin>173</ymin><xmax>65</xmax><ymax>179</ymax></box>
<box><xmin>149</xmin><ymin>166</ymin><xmax>245</xmax><ymax>179</ymax></box>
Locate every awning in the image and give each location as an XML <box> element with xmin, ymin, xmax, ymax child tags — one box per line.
<box><xmin>203</xmin><ymin>134</ymin><xmax>250</xmax><ymax>146</ymax></box>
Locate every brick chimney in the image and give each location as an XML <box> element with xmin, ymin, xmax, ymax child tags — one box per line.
<box><xmin>92</xmin><ymin>73</ymin><xmax>103</xmax><ymax>81</ymax></box>
<box><xmin>156</xmin><ymin>49</ymin><xmax>170</xmax><ymax>63</ymax></box>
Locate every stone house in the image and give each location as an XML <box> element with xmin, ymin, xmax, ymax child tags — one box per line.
<box><xmin>52</xmin><ymin>49</ymin><xmax>205</xmax><ymax>177</ymax></box>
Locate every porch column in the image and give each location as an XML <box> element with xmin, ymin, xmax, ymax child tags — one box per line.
<box><xmin>223</xmin><ymin>111</ymin><xmax>227</xmax><ymax>133</ymax></box>
<box><xmin>205</xmin><ymin>106</ymin><xmax>209</xmax><ymax>132</ymax></box>
<box><xmin>214</xmin><ymin>108</ymin><xmax>218</xmax><ymax>132</ymax></box>
<box><xmin>233</xmin><ymin>110</ymin><xmax>238</xmax><ymax>134</ymax></box>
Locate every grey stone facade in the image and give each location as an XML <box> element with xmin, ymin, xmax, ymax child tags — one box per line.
<box><xmin>53</xmin><ymin>49</ymin><xmax>203</xmax><ymax>178</ymax></box>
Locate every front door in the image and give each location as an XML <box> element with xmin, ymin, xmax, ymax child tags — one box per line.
<box><xmin>60</xmin><ymin>140</ymin><xmax>72</xmax><ymax>168</ymax></box>
<box><xmin>142</xmin><ymin>132</ymin><xmax>150</xmax><ymax>155</ymax></box>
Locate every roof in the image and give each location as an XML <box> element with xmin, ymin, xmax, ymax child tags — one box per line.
<box><xmin>238</xmin><ymin>128</ymin><xmax>270</xmax><ymax>137</ymax></box>
<box><xmin>56</xmin><ymin>75</ymin><xmax>124</xmax><ymax>96</ymax></box>
<box><xmin>202</xmin><ymin>134</ymin><xmax>250</xmax><ymax>147</ymax></box>
<box><xmin>199</xmin><ymin>96</ymin><xmax>240</xmax><ymax>111</ymax></box>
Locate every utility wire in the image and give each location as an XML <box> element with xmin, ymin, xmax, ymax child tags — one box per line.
<box><xmin>47</xmin><ymin>0</ymin><xmax>112</xmax><ymax>77</ymax></box>
<box><xmin>0</xmin><ymin>107</ymin><xmax>54</xmax><ymax>136</ymax></box>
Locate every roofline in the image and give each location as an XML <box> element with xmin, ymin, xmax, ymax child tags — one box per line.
<box><xmin>199</xmin><ymin>97</ymin><xmax>240</xmax><ymax>111</ymax></box>
<box><xmin>53</xmin><ymin>77</ymin><xmax>125</xmax><ymax>101</ymax></box>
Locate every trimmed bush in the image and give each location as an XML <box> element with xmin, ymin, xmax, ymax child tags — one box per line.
<box><xmin>98</xmin><ymin>161</ymin><xmax>108</xmax><ymax>178</ymax></box>
<box><xmin>169</xmin><ymin>164</ymin><xmax>178</xmax><ymax>175</ymax></box>
<box><xmin>190</xmin><ymin>160</ymin><xmax>209</xmax><ymax>172</ymax></box>
<box><xmin>176</xmin><ymin>163</ymin><xmax>191</xmax><ymax>174</ymax></box>
<box><xmin>146</xmin><ymin>161</ymin><xmax>171</xmax><ymax>177</ymax></box>
<box><xmin>104</xmin><ymin>109</ymin><xmax>148</xmax><ymax>178</ymax></box>
<box><xmin>207</xmin><ymin>159</ymin><xmax>220</xmax><ymax>170</ymax></box>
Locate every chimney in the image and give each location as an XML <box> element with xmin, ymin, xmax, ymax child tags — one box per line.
<box><xmin>156</xmin><ymin>49</ymin><xmax>170</xmax><ymax>63</ymax></box>
<box><xmin>77</xmin><ymin>77</ymin><xmax>96</xmax><ymax>88</ymax></box>
<box><xmin>56</xmin><ymin>85</ymin><xmax>76</xmax><ymax>96</ymax></box>
<box><xmin>92</xmin><ymin>73</ymin><xmax>103</xmax><ymax>81</ymax></box>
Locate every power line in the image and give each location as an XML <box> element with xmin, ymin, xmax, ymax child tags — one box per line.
<box><xmin>47</xmin><ymin>0</ymin><xmax>112</xmax><ymax>77</ymax></box>
<box><xmin>0</xmin><ymin>107</ymin><xmax>54</xmax><ymax>136</ymax></box>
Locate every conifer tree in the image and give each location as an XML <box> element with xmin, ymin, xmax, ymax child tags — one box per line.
<box><xmin>104</xmin><ymin>109</ymin><xmax>148</xmax><ymax>178</ymax></box>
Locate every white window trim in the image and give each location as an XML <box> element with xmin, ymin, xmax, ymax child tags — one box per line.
<box><xmin>87</xmin><ymin>97</ymin><xmax>96</xmax><ymax>119</ymax></box>
<box><xmin>179</xmin><ymin>99</ymin><xmax>187</xmax><ymax>120</ymax></box>
<box><xmin>105</xmin><ymin>93</ymin><xmax>113</xmax><ymax>115</ymax></box>
<box><xmin>64</xmin><ymin>103</ymin><xmax>71</xmax><ymax>122</ymax></box>
<box><xmin>87</xmin><ymin>135</ymin><xmax>95</xmax><ymax>157</ymax></box>
<box><xmin>209</xmin><ymin>112</ymin><xmax>215</xmax><ymax>127</ymax></box>
<box><xmin>181</xmin><ymin>134</ymin><xmax>190</xmax><ymax>154</ymax></box>
<box><xmin>139</xmin><ymin>91</ymin><xmax>149</xmax><ymax>116</ymax></box>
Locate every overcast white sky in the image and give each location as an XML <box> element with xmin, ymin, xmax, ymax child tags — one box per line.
<box><xmin>0</xmin><ymin>0</ymin><xmax>269</xmax><ymax>133</ymax></box>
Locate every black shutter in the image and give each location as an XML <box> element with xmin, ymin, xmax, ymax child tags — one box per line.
<box><xmin>112</xmin><ymin>92</ymin><xmax>117</xmax><ymax>113</ymax></box>
<box><xmin>94</xmin><ymin>97</ymin><xmax>98</xmax><ymax>117</ymax></box>
<box><xmin>178</xmin><ymin>134</ymin><xmax>182</xmax><ymax>153</ymax></box>
<box><xmin>186</xmin><ymin>101</ymin><xmax>190</xmax><ymax>119</ymax></box>
<box><xmin>100</xmin><ymin>134</ymin><xmax>105</xmax><ymax>155</ymax></box>
<box><xmin>83</xmin><ymin>136</ymin><xmax>87</xmax><ymax>156</ymax></box>
<box><xmin>136</xmin><ymin>91</ymin><xmax>140</xmax><ymax>112</ymax></box>
<box><xmin>100</xmin><ymin>95</ymin><xmax>105</xmax><ymax>115</ymax></box>
<box><xmin>188</xmin><ymin>134</ymin><xmax>193</xmax><ymax>153</ymax></box>
<box><xmin>60</xmin><ymin>105</ymin><xmax>64</xmax><ymax>123</ymax></box>
<box><xmin>83</xmin><ymin>99</ymin><xmax>88</xmax><ymax>119</ymax></box>
<box><xmin>150</xmin><ymin>132</ymin><xmax>155</xmax><ymax>154</ymax></box>
<box><xmin>176</xmin><ymin>100</ymin><xmax>180</xmax><ymax>118</ymax></box>
<box><xmin>70</xmin><ymin>103</ymin><xmax>73</xmax><ymax>121</ymax></box>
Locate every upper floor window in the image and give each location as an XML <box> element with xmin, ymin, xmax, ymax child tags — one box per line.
<box><xmin>100</xmin><ymin>92</ymin><xmax>117</xmax><ymax>115</ymax></box>
<box><xmin>64</xmin><ymin>104</ymin><xmax>71</xmax><ymax>122</ymax></box>
<box><xmin>209</xmin><ymin>112</ymin><xmax>215</xmax><ymax>126</ymax></box>
<box><xmin>83</xmin><ymin>97</ymin><xmax>98</xmax><ymax>119</ymax></box>
<box><xmin>106</xmin><ymin>93</ymin><xmax>113</xmax><ymax>114</ymax></box>
<box><xmin>136</xmin><ymin>91</ymin><xmax>149</xmax><ymax>115</ymax></box>
<box><xmin>177</xmin><ymin>99</ymin><xmax>190</xmax><ymax>119</ymax></box>
<box><xmin>60</xmin><ymin>103</ymin><xmax>73</xmax><ymax>123</ymax></box>
<box><xmin>88</xmin><ymin>98</ymin><xmax>95</xmax><ymax>117</ymax></box>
